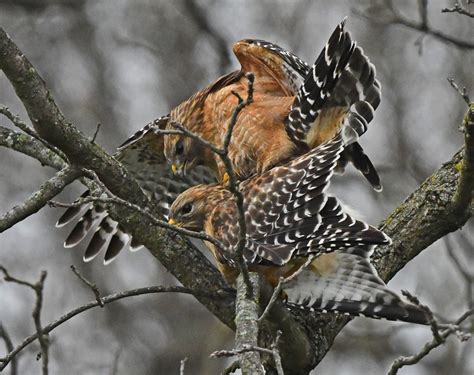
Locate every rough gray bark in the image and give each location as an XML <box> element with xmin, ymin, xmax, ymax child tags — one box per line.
<box><xmin>235</xmin><ymin>273</ymin><xmax>263</xmax><ymax>375</ymax></box>
<box><xmin>0</xmin><ymin>26</ymin><xmax>472</xmax><ymax>374</ymax></box>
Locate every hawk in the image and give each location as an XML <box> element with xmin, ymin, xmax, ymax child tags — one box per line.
<box><xmin>168</xmin><ymin>123</ymin><xmax>428</xmax><ymax>324</ymax></box>
<box><xmin>164</xmin><ymin>20</ymin><xmax>382</xmax><ymax>190</ymax></box>
<box><xmin>56</xmin><ymin>116</ymin><xmax>216</xmax><ymax>264</ymax></box>
<box><xmin>55</xmin><ymin>21</ymin><xmax>379</xmax><ymax>264</ymax></box>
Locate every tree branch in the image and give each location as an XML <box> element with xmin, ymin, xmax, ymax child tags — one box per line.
<box><xmin>0</xmin><ymin>323</ymin><xmax>16</xmax><ymax>375</ymax></box>
<box><xmin>0</xmin><ymin>283</ymin><xmax>225</xmax><ymax>371</ymax></box>
<box><xmin>353</xmin><ymin>0</ymin><xmax>474</xmax><ymax>50</ymax></box>
<box><xmin>442</xmin><ymin>0</ymin><xmax>474</xmax><ymax>18</ymax></box>
<box><xmin>1</xmin><ymin>24</ymin><xmax>473</xmax><ymax>374</ymax></box>
<box><xmin>0</xmin><ymin>267</ymin><xmax>49</xmax><ymax>374</ymax></box>
<box><xmin>0</xmin><ymin>26</ymin><xmax>235</xmax><ymax>329</ymax></box>
<box><xmin>0</xmin><ymin>166</ymin><xmax>82</xmax><ymax>233</ymax></box>
<box><xmin>0</xmin><ymin>126</ymin><xmax>66</xmax><ymax>170</ymax></box>
<box><xmin>234</xmin><ymin>272</ymin><xmax>263</xmax><ymax>374</ymax></box>
<box><xmin>387</xmin><ymin>308</ymin><xmax>474</xmax><ymax>374</ymax></box>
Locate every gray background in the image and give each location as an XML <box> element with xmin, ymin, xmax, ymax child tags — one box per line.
<box><xmin>0</xmin><ymin>1</ymin><xmax>472</xmax><ymax>374</ymax></box>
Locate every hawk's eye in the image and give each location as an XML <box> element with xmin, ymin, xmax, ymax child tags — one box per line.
<box><xmin>175</xmin><ymin>140</ymin><xmax>185</xmax><ymax>156</ymax></box>
<box><xmin>181</xmin><ymin>203</ymin><xmax>193</xmax><ymax>215</ymax></box>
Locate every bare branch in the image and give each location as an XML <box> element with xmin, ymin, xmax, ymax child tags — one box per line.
<box><xmin>0</xmin><ymin>25</ymin><xmax>235</xmax><ymax>330</ymax></box>
<box><xmin>442</xmin><ymin>0</ymin><xmax>474</xmax><ymax>17</ymax></box>
<box><xmin>387</xmin><ymin>308</ymin><xmax>474</xmax><ymax>374</ymax></box>
<box><xmin>90</xmin><ymin>122</ymin><xmax>101</xmax><ymax>144</ymax></box>
<box><xmin>32</xmin><ymin>272</ymin><xmax>48</xmax><ymax>375</ymax></box>
<box><xmin>0</xmin><ymin>323</ymin><xmax>17</xmax><ymax>375</ymax></box>
<box><xmin>353</xmin><ymin>0</ymin><xmax>474</xmax><ymax>50</ymax></box>
<box><xmin>234</xmin><ymin>272</ymin><xmax>263</xmax><ymax>374</ymax></box>
<box><xmin>222</xmin><ymin>73</ymin><xmax>255</xmax><ymax>295</ymax></box>
<box><xmin>0</xmin><ymin>166</ymin><xmax>82</xmax><ymax>233</ymax></box>
<box><xmin>70</xmin><ymin>265</ymin><xmax>104</xmax><ymax>307</ymax></box>
<box><xmin>211</xmin><ymin>327</ymin><xmax>284</xmax><ymax>375</ymax></box>
<box><xmin>0</xmin><ymin>106</ymin><xmax>67</xmax><ymax>161</ymax></box>
<box><xmin>448</xmin><ymin>78</ymin><xmax>471</xmax><ymax>105</ymax></box>
<box><xmin>0</xmin><ymin>267</ymin><xmax>49</xmax><ymax>374</ymax></box>
<box><xmin>0</xmin><ymin>283</ymin><xmax>229</xmax><ymax>371</ymax></box>
<box><xmin>179</xmin><ymin>357</ymin><xmax>187</xmax><ymax>375</ymax></box>
<box><xmin>0</xmin><ymin>126</ymin><xmax>66</xmax><ymax>170</ymax></box>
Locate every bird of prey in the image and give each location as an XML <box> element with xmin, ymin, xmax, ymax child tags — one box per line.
<box><xmin>163</xmin><ymin>20</ymin><xmax>382</xmax><ymax>190</ymax></box>
<box><xmin>167</xmin><ymin>121</ymin><xmax>427</xmax><ymax>324</ymax></box>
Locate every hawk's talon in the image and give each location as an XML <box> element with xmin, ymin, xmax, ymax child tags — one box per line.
<box><xmin>222</xmin><ymin>172</ymin><xmax>230</xmax><ymax>186</ymax></box>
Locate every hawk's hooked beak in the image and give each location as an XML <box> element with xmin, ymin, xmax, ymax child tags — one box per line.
<box><xmin>171</xmin><ymin>163</ymin><xmax>186</xmax><ymax>177</ymax></box>
<box><xmin>168</xmin><ymin>218</ymin><xmax>177</xmax><ymax>226</ymax></box>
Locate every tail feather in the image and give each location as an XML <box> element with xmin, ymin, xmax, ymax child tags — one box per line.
<box><xmin>55</xmin><ymin>191</ymin><xmax>91</xmax><ymax>228</ymax></box>
<box><xmin>285</xmin><ymin>249</ymin><xmax>429</xmax><ymax>325</ymax></box>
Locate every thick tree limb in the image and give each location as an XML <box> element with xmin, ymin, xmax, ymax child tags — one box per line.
<box><xmin>1</xmin><ymin>25</ymin><xmax>473</xmax><ymax>374</ymax></box>
<box><xmin>0</xmin><ymin>166</ymin><xmax>82</xmax><ymax>233</ymax></box>
<box><xmin>0</xmin><ymin>26</ymin><xmax>235</xmax><ymax>328</ymax></box>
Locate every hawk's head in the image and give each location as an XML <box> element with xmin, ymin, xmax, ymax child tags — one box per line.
<box><xmin>168</xmin><ymin>184</ymin><xmax>228</xmax><ymax>231</ymax></box>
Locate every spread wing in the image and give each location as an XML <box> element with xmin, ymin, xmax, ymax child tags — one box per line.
<box><xmin>214</xmin><ymin>117</ymin><xmax>385</xmax><ymax>267</ymax></box>
<box><xmin>285</xmin><ymin>247</ymin><xmax>429</xmax><ymax>324</ymax></box>
<box><xmin>56</xmin><ymin>116</ymin><xmax>216</xmax><ymax>264</ymax></box>
<box><xmin>284</xmin><ymin>20</ymin><xmax>383</xmax><ymax>190</ymax></box>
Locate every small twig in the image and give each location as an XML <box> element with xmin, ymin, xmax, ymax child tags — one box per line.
<box><xmin>352</xmin><ymin>1</ymin><xmax>474</xmax><ymax>50</ymax></box>
<box><xmin>211</xmin><ymin>345</ymin><xmax>273</xmax><ymax>358</ymax></box>
<box><xmin>0</xmin><ymin>323</ymin><xmax>17</xmax><ymax>375</ymax></box>
<box><xmin>387</xmin><ymin>308</ymin><xmax>474</xmax><ymax>374</ymax></box>
<box><xmin>259</xmin><ymin>256</ymin><xmax>316</xmax><ymax>323</ymax></box>
<box><xmin>234</xmin><ymin>272</ymin><xmax>263</xmax><ymax>374</ymax></box>
<box><xmin>0</xmin><ymin>106</ymin><xmax>67</xmax><ymax>161</ymax></box>
<box><xmin>0</xmin><ymin>267</ymin><xmax>49</xmax><ymax>375</ymax></box>
<box><xmin>211</xmin><ymin>332</ymin><xmax>283</xmax><ymax>375</ymax></box>
<box><xmin>442</xmin><ymin>0</ymin><xmax>474</xmax><ymax>17</ymax></box>
<box><xmin>0</xmin><ymin>284</ymin><xmax>229</xmax><ymax>371</ymax></box>
<box><xmin>179</xmin><ymin>357</ymin><xmax>187</xmax><ymax>375</ymax></box>
<box><xmin>418</xmin><ymin>0</ymin><xmax>428</xmax><ymax>30</ymax></box>
<box><xmin>70</xmin><ymin>265</ymin><xmax>104</xmax><ymax>307</ymax></box>
<box><xmin>271</xmin><ymin>331</ymin><xmax>284</xmax><ymax>375</ymax></box>
<box><xmin>0</xmin><ymin>166</ymin><xmax>82</xmax><ymax>233</ymax></box>
<box><xmin>169</xmin><ymin>121</ymin><xmax>222</xmax><ymax>155</ymax></box>
<box><xmin>222</xmin><ymin>73</ymin><xmax>255</xmax><ymax>296</ymax></box>
<box><xmin>32</xmin><ymin>272</ymin><xmax>48</xmax><ymax>375</ymax></box>
<box><xmin>258</xmin><ymin>278</ymin><xmax>284</xmax><ymax>323</ymax></box>
<box><xmin>447</xmin><ymin>78</ymin><xmax>471</xmax><ymax>105</ymax></box>
<box><xmin>402</xmin><ymin>290</ymin><xmax>442</xmax><ymax>342</ymax></box>
<box><xmin>90</xmin><ymin>122</ymin><xmax>101</xmax><ymax>143</ymax></box>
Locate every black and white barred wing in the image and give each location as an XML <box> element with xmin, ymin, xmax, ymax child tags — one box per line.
<box><xmin>285</xmin><ymin>20</ymin><xmax>383</xmax><ymax>190</ymax></box>
<box><xmin>56</xmin><ymin>116</ymin><xmax>216</xmax><ymax>264</ymax></box>
<box><xmin>237</xmin><ymin>124</ymin><xmax>359</xmax><ymax>266</ymax></box>
<box><xmin>285</xmin><ymin>246</ymin><xmax>429</xmax><ymax>325</ymax></box>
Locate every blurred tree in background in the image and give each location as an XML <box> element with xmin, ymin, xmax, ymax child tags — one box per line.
<box><xmin>0</xmin><ymin>1</ymin><xmax>472</xmax><ymax>374</ymax></box>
